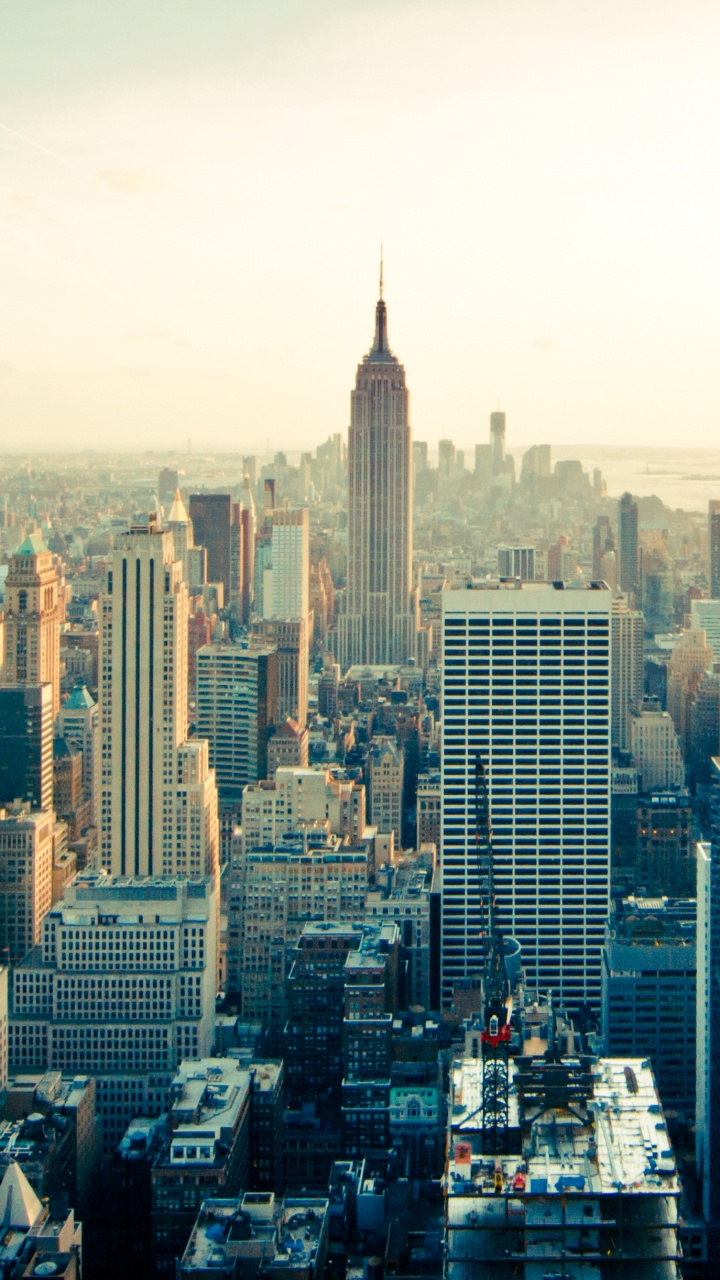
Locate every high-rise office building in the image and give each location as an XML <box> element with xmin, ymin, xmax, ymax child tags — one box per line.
<box><xmin>99</xmin><ymin>518</ymin><xmax>219</xmax><ymax>879</ymax></box>
<box><xmin>337</xmin><ymin>277</ymin><xmax>419</xmax><ymax>667</ymax></box>
<box><xmin>691</xmin><ymin>597</ymin><xmax>720</xmax><ymax>662</ymax></box>
<box><xmin>189</xmin><ymin>493</ymin><xmax>232</xmax><ymax>600</ymax></box>
<box><xmin>56</xmin><ymin>683</ymin><xmax>98</xmax><ymax>825</ymax></box>
<box><xmin>267</xmin><ymin>509</ymin><xmax>309</xmax><ymax>620</ymax></box>
<box><xmin>0</xmin><ymin>685</ymin><xmax>53</xmax><ymax>813</ymax></box>
<box><xmin>489</xmin><ymin>411</ymin><xmax>506</xmax><ymax>474</ymax></box>
<box><xmin>611</xmin><ymin>595</ymin><xmax>644</xmax><ymax>751</ymax></box>
<box><xmin>196</xmin><ymin>642</ymin><xmax>278</xmax><ymax>799</ymax></box>
<box><xmin>630</xmin><ymin>707</ymin><xmax>685</xmax><ymax>793</ymax></box>
<box><xmin>697</xmin><ymin>766</ymin><xmax>720</xmax><ymax>1250</ymax></box>
<box><xmin>240</xmin><ymin>475</ymin><xmax>256</xmax><ymax>625</ymax></box>
<box><xmin>2</xmin><ymin>534</ymin><xmax>61</xmax><ymax>717</ymax></box>
<box><xmin>441</xmin><ymin>583</ymin><xmax>611</xmax><ymax>1007</ymax></box>
<box><xmin>0</xmin><ymin>802</ymin><xmax>53</xmax><ymax>964</ymax></box>
<box><xmin>592</xmin><ymin>515</ymin><xmax>615</xmax><ymax>581</ymax></box>
<box><xmin>710</xmin><ymin>501</ymin><xmax>720</xmax><ymax>600</ymax></box>
<box><xmin>9</xmin><ymin>872</ymin><xmax>218</xmax><ymax>1151</ymax></box>
<box><xmin>251</xmin><ymin>618</ymin><xmax>308</xmax><ymax>726</ymax></box>
<box><xmin>619</xmin><ymin>492</ymin><xmax>639</xmax><ymax>600</ymax></box>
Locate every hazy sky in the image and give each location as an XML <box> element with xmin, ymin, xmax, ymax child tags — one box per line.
<box><xmin>3</xmin><ymin>0</ymin><xmax>720</xmax><ymax>453</ymax></box>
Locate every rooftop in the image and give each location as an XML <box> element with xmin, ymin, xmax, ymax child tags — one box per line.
<box><xmin>448</xmin><ymin>1056</ymin><xmax>679</xmax><ymax>1200</ymax></box>
<box><xmin>181</xmin><ymin>1194</ymin><xmax>329</xmax><ymax>1277</ymax></box>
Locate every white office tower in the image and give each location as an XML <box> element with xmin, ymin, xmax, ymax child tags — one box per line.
<box><xmin>266</xmin><ymin>509</ymin><xmax>309</xmax><ymax>621</ymax></box>
<box><xmin>441</xmin><ymin>583</ymin><xmax>611</xmax><ymax>1007</ymax></box>
<box><xmin>9</xmin><ymin>872</ymin><xmax>217</xmax><ymax>1151</ymax></box>
<box><xmin>99</xmin><ymin>518</ymin><xmax>219</xmax><ymax>881</ymax></box>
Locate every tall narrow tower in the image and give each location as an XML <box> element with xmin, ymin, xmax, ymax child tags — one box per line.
<box><xmin>338</xmin><ymin>266</ymin><xmax>418</xmax><ymax>667</ymax></box>
<box><xmin>100</xmin><ymin>517</ymin><xmax>218</xmax><ymax>879</ymax></box>
<box><xmin>2</xmin><ymin>534</ymin><xmax>60</xmax><ymax>717</ymax></box>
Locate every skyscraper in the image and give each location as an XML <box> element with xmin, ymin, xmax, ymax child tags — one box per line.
<box><xmin>189</xmin><ymin>493</ymin><xmax>232</xmax><ymax>601</ymax></box>
<box><xmin>267</xmin><ymin>509</ymin><xmax>309</xmax><ymax>620</ymax></box>
<box><xmin>489</xmin><ymin>411</ymin><xmax>506</xmax><ymax>474</ymax></box>
<box><xmin>710</xmin><ymin>501</ymin><xmax>720</xmax><ymax>600</ymax></box>
<box><xmin>337</xmin><ymin>272</ymin><xmax>419</xmax><ymax>667</ymax></box>
<box><xmin>619</xmin><ymin>491</ymin><xmax>639</xmax><ymax>600</ymax></box>
<box><xmin>56</xmin><ymin>683</ymin><xmax>99</xmax><ymax>824</ymax></box>
<box><xmin>592</xmin><ymin>515</ymin><xmax>614</xmax><ymax>581</ymax></box>
<box><xmin>2</xmin><ymin>534</ymin><xmax>60</xmax><ymax>717</ymax></box>
<box><xmin>0</xmin><ymin>685</ymin><xmax>53</xmax><ymax>813</ymax></box>
<box><xmin>99</xmin><ymin>518</ymin><xmax>218</xmax><ymax>879</ymax></box>
<box><xmin>611</xmin><ymin>595</ymin><xmax>644</xmax><ymax>751</ymax></box>
<box><xmin>441</xmin><ymin>583</ymin><xmax>611</xmax><ymax>1008</ymax></box>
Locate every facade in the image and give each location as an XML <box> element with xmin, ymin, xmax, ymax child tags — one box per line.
<box><xmin>9</xmin><ymin>873</ymin><xmax>218</xmax><ymax>1151</ymax></box>
<box><xmin>619</xmin><ymin>491</ymin><xmax>639</xmax><ymax>601</ymax></box>
<box><xmin>497</xmin><ymin>545</ymin><xmax>535</xmax><ymax>581</ymax></box>
<box><xmin>341</xmin><ymin>921</ymin><xmax>400</xmax><ymax>1155</ymax></box>
<box><xmin>285</xmin><ymin>922</ymin><xmax>364</xmax><ymax>1107</ymax></box>
<box><xmin>666</xmin><ymin>625</ymin><xmax>714</xmax><ymax>751</ymax></box>
<box><xmin>266</xmin><ymin>508</ymin><xmax>309</xmax><ymax>621</ymax></box>
<box><xmin>416</xmin><ymin>771</ymin><xmax>440</xmax><ymax>849</ymax></box>
<box><xmin>630</xmin><ymin>708</ymin><xmax>685</xmax><ymax>793</ymax></box>
<box><xmin>635</xmin><ymin>789</ymin><xmax>694</xmax><ymax>895</ymax></box>
<box><xmin>0</xmin><ymin>684</ymin><xmax>53</xmax><ymax>813</ymax></box>
<box><xmin>56</xmin><ymin>683</ymin><xmax>99</xmax><ymax>825</ymax></box>
<box><xmin>239</xmin><ymin>833</ymin><xmax>368</xmax><ymax>1034</ymax></box>
<box><xmin>691</xmin><ymin>596</ymin><xmax>720</xmax><ymax>662</ymax></box>
<box><xmin>251</xmin><ymin>618</ymin><xmax>309</xmax><ymax>727</ymax></box>
<box><xmin>189</xmin><ymin>493</ymin><xmax>232</xmax><ymax>599</ymax></box>
<box><xmin>53</xmin><ymin>737</ymin><xmax>90</xmax><ymax>844</ymax></box>
<box><xmin>196</xmin><ymin>642</ymin><xmax>278</xmax><ymax>799</ymax></box>
<box><xmin>364</xmin><ymin>853</ymin><xmax>440</xmax><ymax>1010</ymax></box>
<box><xmin>441</xmin><ymin>583</ymin><xmax>611</xmax><ymax>1007</ymax></box>
<box><xmin>602</xmin><ymin>895</ymin><xmax>696</xmax><ymax>1114</ymax></box>
<box><xmin>2</xmin><ymin>533</ymin><xmax>61</xmax><ymax>717</ymax></box>
<box><xmin>710</xmin><ymin>499</ymin><xmax>720</xmax><ymax>600</ymax></box>
<box><xmin>337</xmin><ymin>281</ymin><xmax>420</xmax><ymax>667</ymax></box>
<box><xmin>368</xmin><ymin>737</ymin><xmax>403</xmax><ymax>847</ymax></box>
<box><xmin>267</xmin><ymin>718</ymin><xmax>309</xmax><ymax>778</ymax></box>
<box><xmin>611</xmin><ymin>594</ymin><xmax>644</xmax><ymax>752</ymax></box>
<box><xmin>100</xmin><ymin>519</ymin><xmax>219</xmax><ymax>880</ymax></box>
<box><xmin>241</xmin><ymin>767</ymin><xmax>367</xmax><ymax>853</ymax></box>
<box><xmin>151</xmin><ymin>1058</ymin><xmax>252</xmax><ymax>1274</ymax></box>
<box><xmin>697</xmin><ymin>832</ymin><xmax>720</xmax><ymax>1238</ymax></box>
<box><xmin>592</xmin><ymin>514</ymin><xmax>615</xmax><ymax>580</ymax></box>
<box><xmin>0</xmin><ymin>803</ymin><xmax>53</xmax><ymax>965</ymax></box>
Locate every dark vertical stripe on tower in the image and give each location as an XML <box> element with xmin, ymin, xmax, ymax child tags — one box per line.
<box><xmin>134</xmin><ymin>558</ymin><xmax>142</xmax><ymax>874</ymax></box>
<box><xmin>148</xmin><ymin>557</ymin><xmax>155</xmax><ymax>873</ymax></box>
<box><xmin>120</xmin><ymin>558</ymin><xmax>127</xmax><ymax>875</ymax></box>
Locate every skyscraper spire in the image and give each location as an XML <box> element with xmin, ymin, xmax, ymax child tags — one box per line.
<box><xmin>372</xmin><ymin>250</ymin><xmax>390</xmax><ymax>357</ymax></box>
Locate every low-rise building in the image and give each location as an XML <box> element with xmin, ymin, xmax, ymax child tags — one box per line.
<box><xmin>179</xmin><ymin>1193</ymin><xmax>329</xmax><ymax>1280</ymax></box>
<box><xmin>151</xmin><ymin>1058</ymin><xmax>252</xmax><ymax>1274</ymax></box>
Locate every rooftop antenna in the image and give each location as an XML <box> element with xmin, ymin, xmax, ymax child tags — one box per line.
<box><xmin>379</xmin><ymin>243</ymin><xmax>384</xmax><ymax>299</ymax></box>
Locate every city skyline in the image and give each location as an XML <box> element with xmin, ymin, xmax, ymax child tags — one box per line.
<box><xmin>4</xmin><ymin>0</ymin><xmax>720</xmax><ymax>450</ymax></box>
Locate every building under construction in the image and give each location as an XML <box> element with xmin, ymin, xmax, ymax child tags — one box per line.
<box><xmin>445</xmin><ymin>1024</ymin><xmax>681</xmax><ymax>1279</ymax></box>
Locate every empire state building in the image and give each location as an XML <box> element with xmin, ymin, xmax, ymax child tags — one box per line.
<box><xmin>337</xmin><ymin>273</ymin><xmax>420</xmax><ymax>667</ymax></box>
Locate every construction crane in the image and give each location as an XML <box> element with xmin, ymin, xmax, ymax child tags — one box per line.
<box><xmin>474</xmin><ymin>755</ymin><xmax>511</xmax><ymax>1155</ymax></box>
